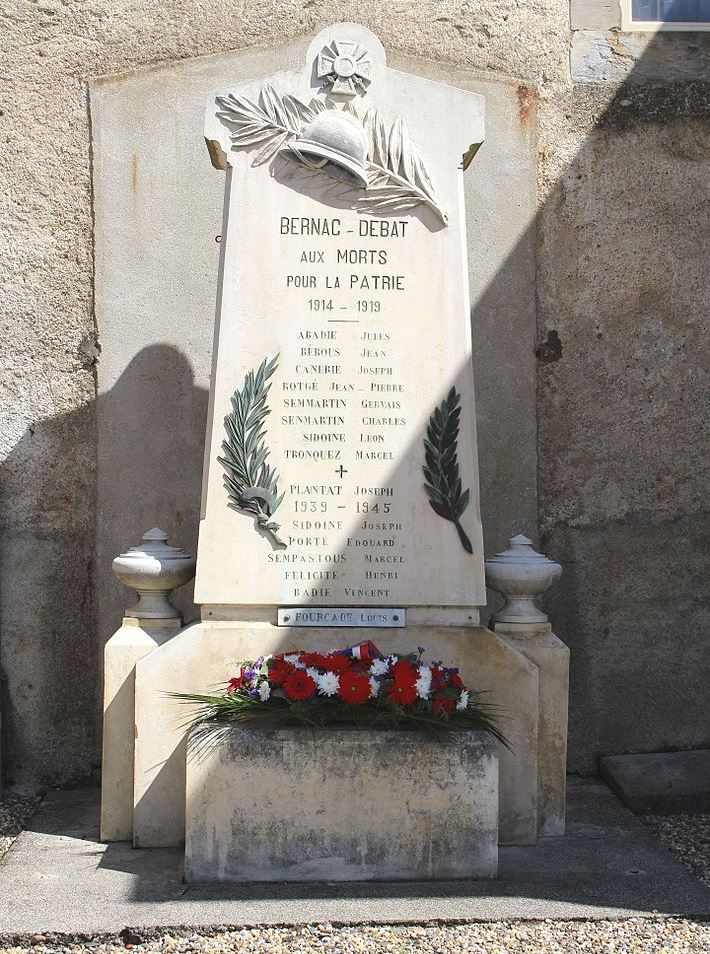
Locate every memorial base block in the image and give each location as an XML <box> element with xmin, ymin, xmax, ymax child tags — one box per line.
<box><xmin>185</xmin><ymin>726</ymin><xmax>499</xmax><ymax>883</ymax></box>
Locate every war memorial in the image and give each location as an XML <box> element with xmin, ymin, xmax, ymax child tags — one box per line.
<box><xmin>1</xmin><ymin>4</ymin><xmax>709</xmax><ymax>947</ymax></box>
<box><xmin>98</xmin><ymin>22</ymin><xmax>570</xmax><ymax>882</ymax></box>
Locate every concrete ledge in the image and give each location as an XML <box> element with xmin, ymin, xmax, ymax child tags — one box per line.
<box><xmin>185</xmin><ymin>726</ymin><xmax>498</xmax><ymax>882</ymax></box>
<box><xmin>600</xmin><ymin>750</ymin><xmax>710</xmax><ymax>814</ymax></box>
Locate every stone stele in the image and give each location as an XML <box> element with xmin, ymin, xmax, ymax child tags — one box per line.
<box><xmin>195</xmin><ymin>21</ymin><xmax>486</xmax><ymax>611</ymax></box>
<box><xmin>185</xmin><ymin>726</ymin><xmax>499</xmax><ymax>882</ymax></box>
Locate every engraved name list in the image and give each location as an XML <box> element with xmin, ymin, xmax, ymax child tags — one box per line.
<box><xmin>271</xmin><ymin>212</ymin><xmax>411</xmax><ymax>602</ymax></box>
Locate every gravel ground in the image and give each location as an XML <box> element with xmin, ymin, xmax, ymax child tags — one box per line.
<box><xmin>0</xmin><ymin>794</ymin><xmax>41</xmax><ymax>861</ymax></box>
<box><xmin>641</xmin><ymin>813</ymin><xmax>710</xmax><ymax>889</ymax></box>
<box><xmin>2</xmin><ymin>920</ymin><xmax>710</xmax><ymax>954</ymax></box>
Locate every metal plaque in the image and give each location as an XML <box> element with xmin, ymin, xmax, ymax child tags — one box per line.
<box><xmin>278</xmin><ymin>607</ymin><xmax>406</xmax><ymax>628</ymax></box>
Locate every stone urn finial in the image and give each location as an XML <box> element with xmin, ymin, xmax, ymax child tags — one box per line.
<box><xmin>112</xmin><ymin>528</ymin><xmax>196</xmax><ymax>620</ymax></box>
<box><xmin>485</xmin><ymin>534</ymin><xmax>562</xmax><ymax>625</ymax></box>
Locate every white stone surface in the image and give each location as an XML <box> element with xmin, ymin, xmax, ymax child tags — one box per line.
<box><xmin>112</xmin><ymin>528</ymin><xmax>195</xmax><ymax>619</ymax></box>
<box><xmin>133</xmin><ymin>621</ymin><xmax>538</xmax><ymax>847</ymax></box>
<box><xmin>100</xmin><ymin>616</ymin><xmax>181</xmax><ymax>842</ymax></box>
<box><xmin>195</xmin><ymin>23</ymin><xmax>487</xmax><ymax>610</ymax></box>
<box><xmin>185</xmin><ymin>726</ymin><xmax>498</xmax><ymax>882</ymax></box>
<box><xmin>485</xmin><ymin>534</ymin><xmax>562</xmax><ymax>625</ymax></box>
<box><xmin>570</xmin><ymin>0</ymin><xmax>621</xmax><ymax>31</ymax></box>
<box><xmin>495</xmin><ymin>623</ymin><xmax>569</xmax><ymax>837</ymax></box>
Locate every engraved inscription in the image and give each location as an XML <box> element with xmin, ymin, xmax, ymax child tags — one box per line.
<box><xmin>268</xmin><ymin>207</ymin><xmax>418</xmax><ymax>601</ymax></box>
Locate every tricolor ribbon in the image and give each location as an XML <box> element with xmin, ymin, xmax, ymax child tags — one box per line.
<box><xmin>336</xmin><ymin>640</ymin><xmax>383</xmax><ymax>664</ymax></box>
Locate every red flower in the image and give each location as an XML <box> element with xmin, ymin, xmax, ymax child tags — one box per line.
<box><xmin>387</xmin><ymin>682</ymin><xmax>417</xmax><ymax>706</ymax></box>
<box><xmin>300</xmin><ymin>651</ymin><xmax>330</xmax><ymax>669</ymax></box>
<box><xmin>433</xmin><ymin>695</ymin><xmax>455</xmax><ymax>717</ymax></box>
<box><xmin>387</xmin><ymin>680</ymin><xmax>418</xmax><ymax>706</ymax></box>
<box><xmin>283</xmin><ymin>669</ymin><xmax>317</xmax><ymax>702</ymax></box>
<box><xmin>268</xmin><ymin>659</ymin><xmax>294</xmax><ymax>686</ymax></box>
<box><xmin>391</xmin><ymin>659</ymin><xmax>418</xmax><ymax>685</ymax></box>
<box><xmin>386</xmin><ymin>658</ymin><xmax>418</xmax><ymax>706</ymax></box>
<box><xmin>322</xmin><ymin>654</ymin><xmax>351</xmax><ymax>673</ymax></box>
<box><xmin>450</xmin><ymin>672</ymin><xmax>465</xmax><ymax>690</ymax></box>
<box><xmin>337</xmin><ymin>670</ymin><xmax>372</xmax><ymax>705</ymax></box>
<box><xmin>227</xmin><ymin>673</ymin><xmax>245</xmax><ymax>693</ymax></box>
<box><xmin>431</xmin><ymin>666</ymin><xmax>447</xmax><ymax>690</ymax></box>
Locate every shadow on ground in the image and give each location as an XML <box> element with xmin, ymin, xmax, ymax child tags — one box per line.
<box><xmin>0</xmin><ymin>778</ymin><xmax>707</xmax><ymax>935</ymax></box>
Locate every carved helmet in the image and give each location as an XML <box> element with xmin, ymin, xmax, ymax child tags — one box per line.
<box><xmin>284</xmin><ymin>109</ymin><xmax>369</xmax><ymax>188</ymax></box>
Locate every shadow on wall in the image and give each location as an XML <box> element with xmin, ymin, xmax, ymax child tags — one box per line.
<box><xmin>1</xmin><ymin>27</ymin><xmax>710</xmax><ymax>789</ymax></box>
<box><xmin>536</xmin><ymin>76</ymin><xmax>710</xmax><ymax>770</ymax></box>
<box><xmin>0</xmin><ymin>346</ymin><xmax>209</xmax><ymax>790</ymax></box>
<box><xmin>96</xmin><ymin>345</ymin><xmax>209</xmax><ymax>629</ymax></box>
<box><xmin>0</xmin><ymin>394</ymin><xmax>97</xmax><ymax>790</ymax></box>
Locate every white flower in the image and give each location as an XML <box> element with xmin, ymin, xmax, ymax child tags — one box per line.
<box><xmin>369</xmin><ymin>658</ymin><xmax>389</xmax><ymax>677</ymax></box>
<box><xmin>456</xmin><ymin>690</ymin><xmax>469</xmax><ymax>711</ymax></box>
<box><xmin>415</xmin><ymin>665</ymin><xmax>432</xmax><ymax>700</ymax></box>
<box><xmin>386</xmin><ymin>655</ymin><xmax>399</xmax><ymax>667</ymax></box>
<box><xmin>284</xmin><ymin>653</ymin><xmax>306</xmax><ymax>669</ymax></box>
<box><xmin>369</xmin><ymin>677</ymin><xmax>380</xmax><ymax>697</ymax></box>
<box><xmin>258</xmin><ymin>680</ymin><xmax>271</xmax><ymax>702</ymax></box>
<box><xmin>316</xmin><ymin>671</ymin><xmax>339</xmax><ymax>697</ymax></box>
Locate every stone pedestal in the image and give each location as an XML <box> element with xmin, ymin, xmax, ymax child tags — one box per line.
<box><xmin>493</xmin><ymin>622</ymin><xmax>569</xmax><ymax>836</ymax></box>
<box><xmin>98</xmin><ymin>22</ymin><xmax>571</xmax><ymax>869</ymax></box>
<box><xmin>100</xmin><ymin>616</ymin><xmax>181</xmax><ymax>841</ymax></box>
<box><xmin>486</xmin><ymin>535</ymin><xmax>568</xmax><ymax>836</ymax></box>
<box><xmin>101</xmin><ymin>527</ymin><xmax>195</xmax><ymax>842</ymax></box>
<box><xmin>185</xmin><ymin>726</ymin><xmax>498</xmax><ymax>882</ymax></box>
<box><xmin>133</xmin><ymin>620</ymin><xmax>539</xmax><ymax>848</ymax></box>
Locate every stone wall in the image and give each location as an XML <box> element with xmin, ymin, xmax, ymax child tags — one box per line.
<box><xmin>0</xmin><ymin>0</ymin><xmax>707</xmax><ymax>784</ymax></box>
<box><xmin>537</xmin><ymin>79</ymin><xmax>710</xmax><ymax>769</ymax></box>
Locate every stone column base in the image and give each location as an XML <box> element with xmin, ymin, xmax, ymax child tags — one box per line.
<box><xmin>493</xmin><ymin>622</ymin><xmax>569</xmax><ymax>836</ymax></box>
<box><xmin>101</xmin><ymin>616</ymin><xmax>181</xmax><ymax>842</ymax></box>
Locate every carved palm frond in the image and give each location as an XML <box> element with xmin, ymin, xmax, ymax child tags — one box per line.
<box><xmin>215</xmin><ymin>86</ymin><xmax>447</xmax><ymax>223</ymax></box>
<box><xmin>360</xmin><ymin>109</ymin><xmax>447</xmax><ymax>225</ymax></box>
<box><xmin>218</xmin><ymin>355</ymin><xmax>286</xmax><ymax>549</ymax></box>
<box><xmin>423</xmin><ymin>387</ymin><xmax>472</xmax><ymax>553</ymax></box>
<box><xmin>216</xmin><ymin>84</ymin><xmax>326</xmax><ymax>166</ymax></box>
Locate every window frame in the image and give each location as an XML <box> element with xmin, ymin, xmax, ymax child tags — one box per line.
<box><xmin>621</xmin><ymin>0</ymin><xmax>710</xmax><ymax>30</ymax></box>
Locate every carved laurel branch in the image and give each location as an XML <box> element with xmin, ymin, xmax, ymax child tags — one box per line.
<box><xmin>217</xmin><ymin>354</ymin><xmax>287</xmax><ymax>551</ymax></box>
<box><xmin>215</xmin><ymin>85</ymin><xmax>447</xmax><ymax>225</ymax></box>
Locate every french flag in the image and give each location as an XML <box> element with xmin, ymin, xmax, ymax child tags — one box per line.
<box><xmin>337</xmin><ymin>640</ymin><xmax>383</xmax><ymax>663</ymax></box>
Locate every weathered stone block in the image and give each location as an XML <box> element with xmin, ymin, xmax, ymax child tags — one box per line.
<box><xmin>600</xmin><ymin>749</ymin><xmax>710</xmax><ymax>814</ymax></box>
<box><xmin>185</xmin><ymin>726</ymin><xmax>498</xmax><ymax>882</ymax></box>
